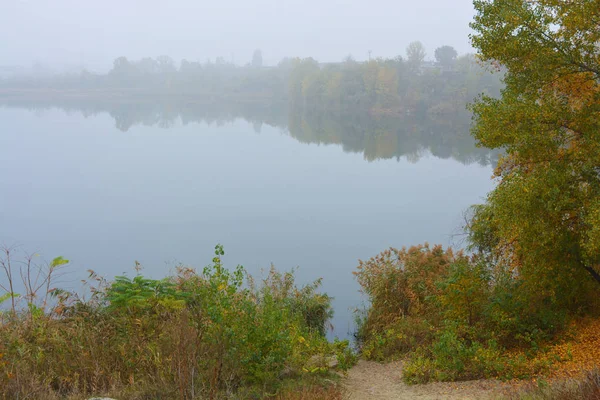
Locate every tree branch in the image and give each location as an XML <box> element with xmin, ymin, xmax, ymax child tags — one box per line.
<box><xmin>582</xmin><ymin>263</ymin><xmax>600</xmax><ymax>285</ymax></box>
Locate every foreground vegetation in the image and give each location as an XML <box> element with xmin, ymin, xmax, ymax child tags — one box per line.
<box><xmin>354</xmin><ymin>244</ymin><xmax>599</xmax><ymax>383</ymax></box>
<box><xmin>0</xmin><ymin>245</ymin><xmax>354</xmax><ymax>399</ymax></box>
<box><xmin>354</xmin><ymin>0</ymin><xmax>600</xmax><ymax>388</ymax></box>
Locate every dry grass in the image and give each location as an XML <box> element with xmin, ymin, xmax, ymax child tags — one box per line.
<box><xmin>0</xmin><ymin>383</ymin><xmax>344</xmax><ymax>400</ymax></box>
<box><xmin>275</xmin><ymin>383</ymin><xmax>344</xmax><ymax>400</ymax></box>
<box><xmin>505</xmin><ymin>369</ymin><xmax>600</xmax><ymax>400</ymax></box>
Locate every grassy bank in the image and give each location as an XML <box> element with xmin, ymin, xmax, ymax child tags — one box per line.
<box><xmin>0</xmin><ymin>245</ymin><xmax>354</xmax><ymax>399</ymax></box>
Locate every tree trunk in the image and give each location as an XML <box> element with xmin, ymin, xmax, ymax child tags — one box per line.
<box><xmin>582</xmin><ymin>263</ymin><xmax>600</xmax><ymax>285</ymax></box>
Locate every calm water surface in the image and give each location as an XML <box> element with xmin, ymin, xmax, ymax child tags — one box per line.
<box><xmin>0</xmin><ymin>106</ymin><xmax>495</xmax><ymax>337</ymax></box>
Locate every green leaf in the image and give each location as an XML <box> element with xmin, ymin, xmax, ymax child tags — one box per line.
<box><xmin>50</xmin><ymin>256</ymin><xmax>69</xmax><ymax>269</ymax></box>
<box><xmin>0</xmin><ymin>292</ymin><xmax>18</xmax><ymax>304</ymax></box>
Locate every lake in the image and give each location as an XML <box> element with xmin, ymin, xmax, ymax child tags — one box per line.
<box><xmin>0</xmin><ymin>101</ymin><xmax>496</xmax><ymax>338</ymax></box>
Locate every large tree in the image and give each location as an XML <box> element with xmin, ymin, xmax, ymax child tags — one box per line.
<box><xmin>406</xmin><ymin>41</ymin><xmax>426</xmax><ymax>71</ymax></box>
<box><xmin>469</xmin><ymin>0</ymin><xmax>600</xmax><ymax>291</ymax></box>
<box><xmin>434</xmin><ymin>45</ymin><xmax>458</xmax><ymax>68</ymax></box>
<box><xmin>252</xmin><ymin>49</ymin><xmax>263</xmax><ymax>68</ymax></box>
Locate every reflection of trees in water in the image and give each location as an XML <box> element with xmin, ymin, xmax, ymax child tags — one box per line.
<box><xmin>0</xmin><ymin>97</ymin><xmax>498</xmax><ymax>165</ymax></box>
<box><xmin>287</xmin><ymin>109</ymin><xmax>499</xmax><ymax>166</ymax></box>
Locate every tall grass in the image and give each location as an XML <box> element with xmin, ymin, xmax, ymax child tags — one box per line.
<box><xmin>0</xmin><ymin>245</ymin><xmax>354</xmax><ymax>399</ymax></box>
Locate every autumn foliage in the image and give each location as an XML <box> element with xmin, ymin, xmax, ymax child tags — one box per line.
<box><xmin>355</xmin><ymin>0</ymin><xmax>600</xmax><ymax>384</ymax></box>
<box><xmin>546</xmin><ymin>319</ymin><xmax>600</xmax><ymax>380</ymax></box>
<box><xmin>354</xmin><ymin>242</ymin><xmax>600</xmax><ymax>383</ymax></box>
<box><xmin>354</xmin><ymin>244</ymin><xmax>460</xmax><ymax>359</ymax></box>
<box><xmin>467</xmin><ymin>0</ymin><xmax>600</xmax><ymax>380</ymax></box>
<box><xmin>469</xmin><ymin>0</ymin><xmax>600</xmax><ymax>290</ymax></box>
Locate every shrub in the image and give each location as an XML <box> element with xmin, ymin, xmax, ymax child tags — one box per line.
<box><xmin>354</xmin><ymin>244</ymin><xmax>465</xmax><ymax>358</ymax></box>
<box><xmin>403</xmin><ymin>322</ymin><xmax>504</xmax><ymax>384</ymax></box>
<box><xmin>0</xmin><ymin>245</ymin><xmax>354</xmax><ymax>399</ymax></box>
<box><xmin>354</xmin><ymin>242</ymin><xmax>590</xmax><ymax>384</ymax></box>
<box><xmin>436</xmin><ymin>258</ymin><xmax>491</xmax><ymax>329</ymax></box>
<box><xmin>357</xmin><ymin>317</ymin><xmax>434</xmax><ymax>361</ymax></box>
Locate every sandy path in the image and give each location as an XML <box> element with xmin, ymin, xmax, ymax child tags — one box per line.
<box><xmin>343</xmin><ymin>360</ymin><xmax>510</xmax><ymax>400</ymax></box>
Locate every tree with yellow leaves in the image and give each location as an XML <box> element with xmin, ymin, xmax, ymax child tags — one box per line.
<box><xmin>468</xmin><ymin>0</ymin><xmax>600</xmax><ymax>302</ymax></box>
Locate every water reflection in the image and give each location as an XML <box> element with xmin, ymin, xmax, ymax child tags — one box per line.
<box><xmin>0</xmin><ymin>96</ymin><xmax>498</xmax><ymax>165</ymax></box>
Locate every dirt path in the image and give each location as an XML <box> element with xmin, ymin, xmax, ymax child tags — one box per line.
<box><xmin>343</xmin><ymin>360</ymin><xmax>510</xmax><ymax>400</ymax></box>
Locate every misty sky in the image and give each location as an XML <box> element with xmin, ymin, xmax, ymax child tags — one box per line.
<box><xmin>1</xmin><ymin>0</ymin><xmax>477</xmax><ymax>72</ymax></box>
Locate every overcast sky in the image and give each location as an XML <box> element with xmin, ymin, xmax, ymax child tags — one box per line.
<box><xmin>0</xmin><ymin>0</ymin><xmax>477</xmax><ymax>71</ymax></box>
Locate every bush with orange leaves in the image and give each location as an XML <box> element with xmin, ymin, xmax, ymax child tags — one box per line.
<box><xmin>354</xmin><ymin>243</ymin><xmax>600</xmax><ymax>383</ymax></box>
<box><xmin>354</xmin><ymin>244</ymin><xmax>466</xmax><ymax>360</ymax></box>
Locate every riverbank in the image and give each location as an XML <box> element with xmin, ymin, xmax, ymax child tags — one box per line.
<box><xmin>2</xmin><ymin>245</ymin><xmax>600</xmax><ymax>400</ymax></box>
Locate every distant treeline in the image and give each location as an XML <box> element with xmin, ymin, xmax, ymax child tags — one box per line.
<box><xmin>0</xmin><ymin>43</ymin><xmax>503</xmax><ymax>118</ymax></box>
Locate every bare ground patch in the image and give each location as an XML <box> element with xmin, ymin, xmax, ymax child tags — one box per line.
<box><xmin>343</xmin><ymin>360</ymin><xmax>510</xmax><ymax>400</ymax></box>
